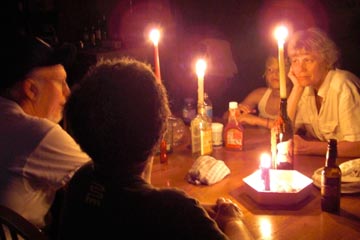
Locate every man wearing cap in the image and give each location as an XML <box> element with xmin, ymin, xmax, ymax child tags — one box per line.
<box><xmin>0</xmin><ymin>33</ymin><xmax>90</xmax><ymax>234</ymax></box>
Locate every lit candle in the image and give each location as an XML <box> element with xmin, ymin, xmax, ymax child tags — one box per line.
<box><xmin>149</xmin><ymin>28</ymin><xmax>161</xmax><ymax>83</ymax></box>
<box><xmin>274</xmin><ymin>26</ymin><xmax>288</xmax><ymax>99</ymax></box>
<box><xmin>260</xmin><ymin>153</ymin><xmax>271</xmax><ymax>191</ymax></box>
<box><xmin>195</xmin><ymin>59</ymin><xmax>207</xmax><ymax>106</ymax></box>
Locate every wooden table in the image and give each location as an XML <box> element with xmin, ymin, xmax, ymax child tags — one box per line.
<box><xmin>151</xmin><ymin>126</ymin><xmax>360</xmax><ymax>239</ymax></box>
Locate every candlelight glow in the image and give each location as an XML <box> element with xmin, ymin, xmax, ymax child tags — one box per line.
<box><xmin>260</xmin><ymin>153</ymin><xmax>271</xmax><ymax>168</ymax></box>
<box><xmin>149</xmin><ymin>28</ymin><xmax>160</xmax><ymax>46</ymax></box>
<box><xmin>196</xmin><ymin>59</ymin><xmax>207</xmax><ymax>78</ymax></box>
<box><xmin>259</xmin><ymin>217</ymin><xmax>272</xmax><ymax>239</ymax></box>
<box><xmin>274</xmin><ymin>25</ymin><xmax>288</xmax><ymax>45</ymax></box>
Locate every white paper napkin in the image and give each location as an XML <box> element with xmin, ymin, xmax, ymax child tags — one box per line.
<box><xmin>187</xmin><ymin>155</ymin><xmax>230</xmax><ymax>185</ymax></box>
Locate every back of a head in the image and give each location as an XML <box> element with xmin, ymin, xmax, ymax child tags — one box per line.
<box><xmin>65</xmin><ymin>58</ymin><xmax>170</xmax><ymax>174</ymax></box>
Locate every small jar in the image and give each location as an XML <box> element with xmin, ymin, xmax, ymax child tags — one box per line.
<box><xmin>182</xmin><ymin>97</ymin><xmax>196</xmax><ymax>125</ymax></box>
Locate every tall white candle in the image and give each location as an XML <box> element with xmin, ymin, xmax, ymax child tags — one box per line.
<box><xmin>196</xmin><ymin>59</ymin><xmax>207</xmax><ymax>106</ymax></box>
<box><xmin>274</xmin><ymin>26</ymin><xmax>288</xmax><ymax>99</ymax></box>
<box><xmin>150</xmin><ymin>28</ymin><xmax>161</xmax><ymax>83</ymax></box>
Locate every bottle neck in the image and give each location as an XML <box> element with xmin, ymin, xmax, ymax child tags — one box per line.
<box><xmin>280</xmin><ymin>98</ymin><xmax>288</xmax><ymax>116</ymax></box>
<box><xmin>228</xmin><ymin>108</ymin><xmax>239</xmax><ymax>122</ymax></box>
<box><xmin>325</xmin><ymin>139</ymin><xmax>337</xmax><ymax>167</ymax></box>
<box><xmin>197</xmin><ymin>103</ymin><xmax>206</xmax><ymax>115</ymax></box>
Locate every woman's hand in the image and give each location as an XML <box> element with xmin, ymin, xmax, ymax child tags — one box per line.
<box><xmin>287</xmin><ymin>66</ymin><xmax>300</xmax><ymax>88</ymax></box>
<box><xmin>238</xmin><ymin>114</ymin><xmax>258</xmax><ymax>126</ymax></box>
<box><xmin>238</xmin><ymin>104</ymin><xmax>253</xmax><ymax>115</ymax></box>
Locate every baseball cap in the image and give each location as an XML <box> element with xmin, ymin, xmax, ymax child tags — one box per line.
<box><xmin>1</xmin><ymin>33</ymin><xmax>77</xmax><ymax>90</ymax></box>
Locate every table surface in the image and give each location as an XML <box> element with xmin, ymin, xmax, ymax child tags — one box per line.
<box><xmin>151</xmin><ymin>126</ymin><xmax>360</xmax><ymax>240</ymax></box>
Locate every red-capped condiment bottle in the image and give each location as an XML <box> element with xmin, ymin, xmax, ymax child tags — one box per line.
<box><xmin>224</xmin><ymin>101</ymin><xmax>243</xmax><ymax>151</ymax></box>
<box><xmin>160</xmin><ymin>139</ymin><xmax>168</xmax><ymax>164</ymax></box>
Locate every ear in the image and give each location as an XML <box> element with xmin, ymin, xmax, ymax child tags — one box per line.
<box><xmin>23</xmin><ymin>78</ymin><xmax>39</xmax><ymax>100</ymax></box>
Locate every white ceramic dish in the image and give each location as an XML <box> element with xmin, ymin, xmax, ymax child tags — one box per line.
<box><xmin>339</xmin><ymin>158</ymin><xmax>360</xmax><ymax>182</ymax></box>
<box><xmin>243</xmin><ymin>169</ymin><xmax>313</xmax><ymax>206</ymax></box>
<box><xmin>312</xmin><ymin>163</ymin><xmax>360</xmax><ymax>194</ymax></box>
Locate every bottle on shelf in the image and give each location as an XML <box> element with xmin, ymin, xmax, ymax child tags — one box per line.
<box><xmin>100</xmin><ymin>15</ymin><xmax>108</xmax><ymax>41</ymax></box>
<box><xmin>89</xmin><ymin>25</ymin><xmax>96</xmax><ymax>48</ymax></box>
<box><xmin>182</xmin><ymin>97</ymin><xmax>196</xmax><ymax>125</ymax></box>
<box><xmin>204</xmin><ymin>92</ymin><xmax>213</xmax><ymax>120</ymax></box>
<box><xmin>224</xmin><ymin>101</ymin><xmax>243</xmax><ymax>151</ymax></box>
<box><xmin>190</xmin><ymin>103</ymin><xmax>213</xmax><ymax>157</ymax></box>
<box><xmin>271</xmin><ymin>98</ymin><xmax>294</xmax><ymax>169</ymax></box>
<box><xmin>82</xmin><ymin>26</ymin><xmax>90</xmax><ymax>48</ymax></box>
<box><xmin>94</xmin><ymin>20</ymin><xmax>102</xmax><ymax>47</ymax></box>
<box><xmin>321</xmin><ymin>139</ymin><xmax>341</xmax><ymax>213</ymax></box>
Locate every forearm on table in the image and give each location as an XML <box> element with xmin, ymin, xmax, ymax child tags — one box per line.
<box><xmin>298</xmin><ymin>140</ymin><xmax>328</xmax><ymax>156</ymax></box>
<box><xmin>296</xmin><ymin>139</ymin><xmax>360</xmax><ymax>157</ymax></box>
<box><xmin>252</xmin><ymin>116</ymin><xmax>273</xmax><ymax>129</ymax></box>
<box><xmin>337</xmin><ymin>141</ymin><xmax>360</xmax><ymax>157</ymax></box>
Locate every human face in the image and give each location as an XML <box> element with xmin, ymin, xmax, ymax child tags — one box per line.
<box><xmin>265</xmin><ymin>59</ymin><xmax>280</xmax><ymax>89</ymax></box>
<box><xmin>289</xmin><ymin>50</ymin><xmax>329</xmax><ymax>90</ymax></box>
<box><xmin>29</xmin><ymin>64</ymin><xmax>70</xmax><ymax>123</ymax></box>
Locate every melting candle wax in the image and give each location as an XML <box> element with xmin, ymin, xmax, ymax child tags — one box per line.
<box><xmin>260</xmin><ymin>153</ymin><xmax>271</xmax><ymax>191</ymax></box>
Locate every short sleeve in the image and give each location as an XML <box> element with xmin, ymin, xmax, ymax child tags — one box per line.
<box><xmin>25</xmin><ymin>124</ymin><xmax>91</xmax><ymax>189</ymax></box>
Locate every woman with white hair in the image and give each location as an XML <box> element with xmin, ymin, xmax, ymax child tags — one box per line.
<box><xmin>287</xmin><ymin>27</ymin><xmax>360</xmax><ymax>157</ymax></box>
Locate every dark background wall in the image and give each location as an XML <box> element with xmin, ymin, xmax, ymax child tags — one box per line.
<box><xmin>5</xmin><ymin>0</ymin><xmax>360</xmax><ymax>117</ymax></box>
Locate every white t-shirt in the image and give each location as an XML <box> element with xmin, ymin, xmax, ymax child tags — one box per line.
<box><xmin>295</xmin><ymin>69</ymin><xmax>360</xmax><ymax>142</ymax></box>
<box><xmin>0</xmin><ymin>96</ymin><xmax>90</xmax><ymax>228</ymax></box>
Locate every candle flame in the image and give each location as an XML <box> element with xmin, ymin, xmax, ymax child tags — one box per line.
<box><xmin>196</xmin><ymin>59</ymin><xmax>207</xmax><ymax>78</ymax></box>
<box><xmin>149</xmin><ymin>29</ymin><xmax>160</xmax><ymax>46</ymax></box>
<box><xmin>274</xmin><ymin>26</ymin><xmax>288</xmax><ymax>45</ymax></box>
<box><xmin>260</xmin><ymin>153</ymin><xmax>271</xmax><ymax>168</ymax></box>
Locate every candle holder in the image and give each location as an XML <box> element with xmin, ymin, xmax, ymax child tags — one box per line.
<box><xmin>243</xmin><ymin>169</ymin><xmax>313</xmax><ymax>207</ymax></box>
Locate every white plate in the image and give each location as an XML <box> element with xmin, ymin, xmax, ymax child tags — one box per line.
<box><xmin>312</xmin><ymin>167</ymin><xmax>360</xmax><ymax>194</ymax></box>
<box><xmin>339</xmin><ymin>158</ymin><xmax>360</xmax><ymax>182</ymax></box>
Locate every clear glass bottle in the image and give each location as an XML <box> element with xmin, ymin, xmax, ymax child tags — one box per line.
<box><xmin>321</xmin><ymin>139</ymin><xmax>341</xmax><ymax>213</ymax></box>
<box><xmin>204</xmin><ymin>92</ymin><xmax>213</xmax><ymax>120</ymax></box>
<box><xmin>191</xmin><ymin>103</ymin><xmax>213</xmax><ymax>157</ymax></box>
<box><xmin>159</xmin><ymin>117</ymin><xmax>173</xmax><ymax>164</ymax></box>
<box><xmin>182</xmin><ymin>97</ymin><xmax>196</xmax><ymax>125</ymax></box>
<box><xmin>224</xmin><ymin>101</ymin><xmax>243</xmax><ymax>151</ymax></box>
<box><xmin>271</xmin><ymin>98</ymin><xmax>294</xmax><ymax>169</ymax></box>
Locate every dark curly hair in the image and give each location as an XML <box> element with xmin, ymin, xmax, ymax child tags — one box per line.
<box><xmin>64</xmin><ymin>57</ymin><xmax>170</xmax><ymax>175</ymax></box>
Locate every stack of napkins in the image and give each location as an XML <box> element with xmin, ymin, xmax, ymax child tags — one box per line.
<box><xmin>187</xmin><ymin>155</ymin><xmax>230</xmax><ymax>185</ymax></box>
<box><xmin>312</xmin><ymin>158</ymin><xmax>360</xmax><ymax>193</ymax></box>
